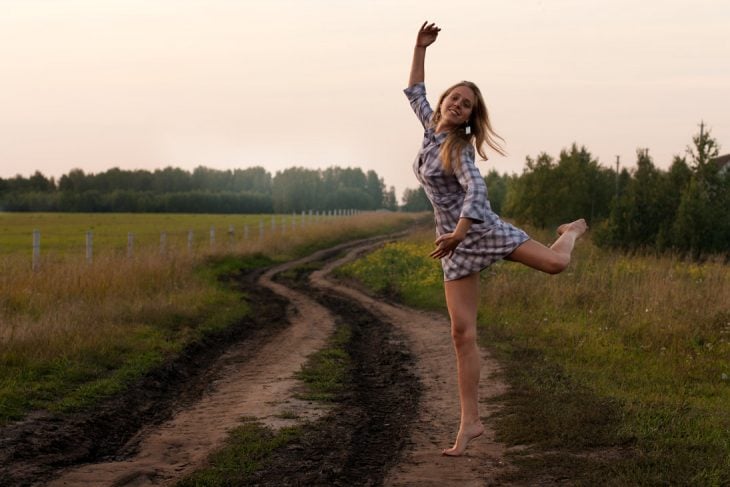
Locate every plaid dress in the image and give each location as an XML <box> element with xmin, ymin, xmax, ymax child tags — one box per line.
<box><xmin>404</xmin><ymin>82</ymin><xmax>529</xmax><ymax>281</ymax></box>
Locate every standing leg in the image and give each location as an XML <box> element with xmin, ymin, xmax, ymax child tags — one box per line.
<box><xmin>506</xmin><ymin>219</ymin><xmax>587</xmax><ymax>274</ymax></box>
<box><xmin>442</xmin><ymin>272</ymin><xmax>484</xmax><ymax>456</ymax></box>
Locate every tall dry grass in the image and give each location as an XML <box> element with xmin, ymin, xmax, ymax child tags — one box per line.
<box><xmin>0</xmin><ymin>211</ymin><xmax>418</xmax><ymax>420</ymax></box>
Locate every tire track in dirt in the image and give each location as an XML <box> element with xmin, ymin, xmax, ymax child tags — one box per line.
<box><xmin>45</xmin><ymin>239</ymin><xmax>384</xmax><ymax>487</ymax></box>
<box><xmin>314</xmin><ymin>241</ymin><xmax>514</xmax><ymax>486</ymax></box>
<box><xmin>12</xmin><ymin>232</ymin><xmax>512</xmax><ymax>486</ymax></box>
<box><xmin>251</xmin><ymin>238</ymin><xmax>513</xmax><ymax>485</ymax></box>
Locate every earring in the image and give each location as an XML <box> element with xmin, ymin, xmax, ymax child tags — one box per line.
<box><xmin>465</xmin><ymin>125</ymin><xmax>471</xmax><ymax>135</ymax></box>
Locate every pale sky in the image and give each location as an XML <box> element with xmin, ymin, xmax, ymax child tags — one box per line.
<box><xmin>1</xmin><ymin>0</ymin><xmax>728</xmax><ymax>200</ymax></box>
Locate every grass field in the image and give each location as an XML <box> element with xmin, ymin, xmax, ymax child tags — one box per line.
<box><xmin>337</xmin><ymin>227</ymin><xmax>730</xmax><ymax>485</ymax></box>
<box><xmin>0</xmin><ymin>210</ymin><xmax>419</xmax><ymax>424</ymax></box>
<box><xmin>0</xmin><ymin>212</ymin><xmax>333</xmax><ymax>259</ymax></box>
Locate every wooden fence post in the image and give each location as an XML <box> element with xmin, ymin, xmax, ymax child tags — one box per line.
<box><xmin>32</xmin><ymin>229</ymin><xmax>40</xmax><ymax>271</ymax></box>
<box><xmin>85</xmin><ymin>231</ymin><xmax>93</xmax><ymax>264</ymax></box>
<box><xmin>127</xmin><ymin>232</ymin><xmax>134</xmax><ymax>258</ymax></box>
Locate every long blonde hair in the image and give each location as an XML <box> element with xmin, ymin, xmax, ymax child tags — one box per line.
<box><xmin>431</xmin><ymin>81</ymin><xmax>506</xmax><ymax>173</ymax></box>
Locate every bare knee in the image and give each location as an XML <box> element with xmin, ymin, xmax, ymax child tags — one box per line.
<box><xmin>451</xmin><ymin>319</ymin><xmax>477</xmax><ymax>348</ymax></box>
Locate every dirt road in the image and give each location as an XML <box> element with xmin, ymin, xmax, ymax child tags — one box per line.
<box><xmin>313</xmin><ymin>240</ymin><xmax>513</xmax><ymax>486</ymax></box>
<box><xmin>2</xmin><ymin>234</ymin><xmax>513</xmax><ymax>486</ymax></box>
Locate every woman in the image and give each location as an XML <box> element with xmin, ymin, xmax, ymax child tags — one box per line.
<box><xmin>405</xmin><ymin>21</ymin><xmax>587</xmax><ymax>457</ymax></box>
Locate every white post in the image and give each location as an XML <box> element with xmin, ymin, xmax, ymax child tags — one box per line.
<box><xmin>301</xmin><ymin>210</ymin><xmax>306</xmax><ymax>227</ymax></box>
<box><xmin>271</xmin><ymin>215</ymin><xmax>276</xmax><ymax>233</ymax></box>
<box><xmin>160</xmin><ymin>232</ymin><xmax>167</xmax><ymax>255</ymax></box>
<box><xmin>210</xmin><ymin>226</ymin><xmax>215</xmax><ymax>247</ymax></box>
<box><xmin>228</xmin><ymin>224</ymin><xmax>235</xmax><ymax>246</ymax></box>
<box><xmin>32</xmin><ymin>229</ymin><xmax>40</xmax><ymax>271</ymax></box>
<box><xmin>127</xmin><ymin>232</ymin><xmax>134</xmax><ymax>258</ymax></box>
<box><xmin>187</xmin><ymin>229</ymin><xmax>194</xmax><ymax>252</ymax></box>
<box><xmin>259</xmin><ymin>220</ymin><xmax>264</xmax><ymax>240</ymax></box>
<box><xmin>86</xmin><ymin>231</ymin><xmax>93</xmax><ymax>264</ymax></box>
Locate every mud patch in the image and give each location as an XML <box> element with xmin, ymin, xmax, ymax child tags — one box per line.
<box><xmin>245</xmin><ymin>267</ymin><xmax>421</xmax><ymax>486</ymax></box>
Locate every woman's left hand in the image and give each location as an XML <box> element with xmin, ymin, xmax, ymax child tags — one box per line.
<box><xmin>429</xmin><ymin>232</ymin><xmax>463</xmax><ymax>259</ymax></box>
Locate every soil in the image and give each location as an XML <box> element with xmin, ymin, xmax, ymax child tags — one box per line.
<box><xmin>0</xmin><ymin>234</ymin><xmax>514</xmax><ymax>486</ymax></box>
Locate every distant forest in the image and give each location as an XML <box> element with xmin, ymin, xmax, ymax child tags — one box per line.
<box><xmin>401</xmin><ymin>124</ymin><xmax>729</xmax><ymax>259</ymax></box>
<box><xmin>0</xmin><ymin>166</ymin><xmax>398</xmax><ymax>214</ymax></box>
<box><xmin>2</xmin><ymin>125</ymin><xmax>727</xmax><ymax>258</ymax></box>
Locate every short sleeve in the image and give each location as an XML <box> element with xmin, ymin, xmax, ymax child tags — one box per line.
<box><xmin>453</xmin><ymin>145</ymin><xmax>489</xmax><ymax>223</ymax></box>
<box><xmin>403</xmin><ymin>82</ymin><xmax>434</xmax><ymax>130</ymax></box>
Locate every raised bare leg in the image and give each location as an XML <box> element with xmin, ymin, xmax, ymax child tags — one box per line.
<box><xmin>506</xmin><ymin>219</ymin><xmax>587</xmax><ymax>274</ymax></box>
<box><xmin>442</xmin><ymin>272</ymin><xmax>484</xmax><ymax>456</ymax></box>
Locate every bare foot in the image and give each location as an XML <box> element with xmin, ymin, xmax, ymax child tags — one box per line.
<box><xmin>441</xmin><ymin>422</ymin><xmax>484</xmax><ymax>457</ymax></box>
<box><xmin>557</xmin><ymin>219</ymin><xmax>588</xmax><ymax>237</ymax></box>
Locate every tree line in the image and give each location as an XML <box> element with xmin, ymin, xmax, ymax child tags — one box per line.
<box><xmin>400</xmin><ymin>124</ymin><xmax>729</xmax><ymax>259</ymax></box>
<box><xmin>3</xmin><ymin>125</ymin><xmax>726</xmax><ymax>257</ymax></box>
<box><xmin>0</xmin><ymin>166</ymin><xmax>398</xmax><ymax>214</ymax></box>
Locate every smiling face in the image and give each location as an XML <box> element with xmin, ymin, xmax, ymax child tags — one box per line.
<box><xmin>436</xmin><ymin>85</ymin><xmax>476</xmax><ymax>132</ymax></box>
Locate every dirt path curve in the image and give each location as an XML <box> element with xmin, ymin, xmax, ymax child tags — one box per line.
<box><xmin>46</xmin><ymin>234</ymin><xmax>512</xmax><ymax>486</ymax></box>
<box><xmin>47</xmin><ymin>239</ymin><xmax>383</xmax><ymax>487</ymax></box>
<box><xmin>315</xmin><ymin>241</ymin><xmax>513</xmax><ymax>486</ymax></box>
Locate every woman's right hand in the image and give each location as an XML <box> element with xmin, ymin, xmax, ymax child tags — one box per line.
<box><xmin>416</xmin><ymin>21</ymin><xmax>440</xmax><ymax>48</ymax></box>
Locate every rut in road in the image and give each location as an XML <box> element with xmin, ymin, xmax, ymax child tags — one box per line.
<box><xmin>45</xmin><ymin>239</ymin><xmax>381</xmax><ymax>486</ymax></box>
<box><xmin>28</xmin><ymin>234</ymin><xmax>512</xmax><ymax>486</ymax></box>
<box><xmin>312</xmin><ymin>241</ymin><xmax>515</xmax><ymax>486</ymax></box>
<box><xmin>247</xmin><ymin>239</ymin><xmax>514</xmax><ymax>486</ymax></box>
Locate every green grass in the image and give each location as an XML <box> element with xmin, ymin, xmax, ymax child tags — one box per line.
<box><xmin>0</xmin><ymin>212</ymin><xmax>289</xmax><ymax>257</ymax></box>
<box><xmin>0</xmin><ymin>257</ymin><xmax>251</xmax><ymax>422</ymax></box>
<box><xmin>295</xmin><ymin>322</ymin><xmax>352</xmax><ymax>402</ymax></box>
<box><xmin>337</xmin><ymin>227</ymin><xmax>730</xmax><ymax>485</ymax></box>
<box><xmin>177</xmin><ymin>420</ymin><xmax>301</xmax><ymax>487</ymax></box>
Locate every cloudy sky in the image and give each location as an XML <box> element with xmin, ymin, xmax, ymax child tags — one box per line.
<box><xmin>1</xmin><ymin>0</ymin><xmax>728</xmax><ymax>199</ymax></box>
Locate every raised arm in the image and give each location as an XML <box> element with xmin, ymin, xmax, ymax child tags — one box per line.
<box><xmin>408</xmin><ymin>21</ymin><xmax>440</xmax><ymax>87</ymax></box>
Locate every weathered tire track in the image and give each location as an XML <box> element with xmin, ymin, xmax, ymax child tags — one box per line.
<box><xmin>312</xmin><ymin>240</ymin><xmax>514</xmax><ymax>486</ymax></box>
<box><xmin>249</xmin><ymin>238</ymin><xmax>513</xmax><ymax>485</ymax></box>
<box><xmin>245</xmin><ymin>238</ymin><xmax>421</xmax><ymax>486</ymax></box>
<box><xmin>43</xmin><ymin>239</ymin><xmax>383</xmax><ymax>486</ymax></box>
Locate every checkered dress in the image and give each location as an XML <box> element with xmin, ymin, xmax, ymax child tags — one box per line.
<box><xmin>404</xmin><ymin>82</ymin><xmax>530</xmax><ymax>281</ymax></box>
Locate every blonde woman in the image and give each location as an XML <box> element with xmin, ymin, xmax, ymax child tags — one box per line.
<box><xmin>405</xmin><ymin>21</ymin><xmax>587</xmax><ymax>456</ymax></box>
